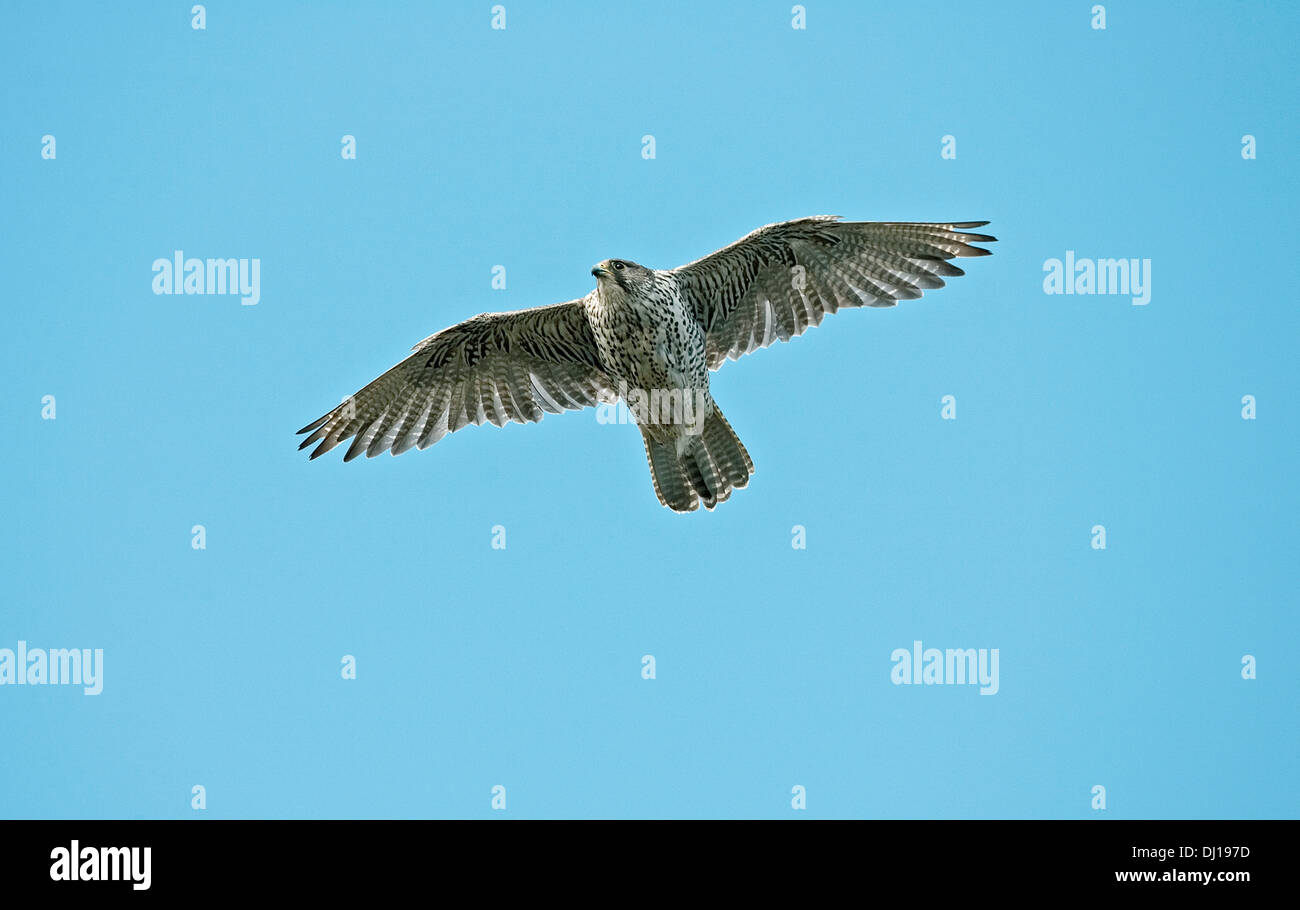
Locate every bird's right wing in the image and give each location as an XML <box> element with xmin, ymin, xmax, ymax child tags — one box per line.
<box><xmin>673</xmin><ymin>217</ymin><xmax>996</xmax><ymax>369</ymax></box>
<box><xmin>297</xmin><ymin>298</ymin><xmax>612</xmax><ymax>460</ymax></box>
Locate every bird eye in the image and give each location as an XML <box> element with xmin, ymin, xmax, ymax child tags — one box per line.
<box><xmin>613</xmin><ymin>261</ymin><xmax>625</xmax><ymax>270</ymax></box>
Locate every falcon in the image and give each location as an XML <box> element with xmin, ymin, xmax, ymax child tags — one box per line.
<box><xmin>297</xmin><ymin>216</ymin><xmax>995</xmax><ymax>512</ymax></box>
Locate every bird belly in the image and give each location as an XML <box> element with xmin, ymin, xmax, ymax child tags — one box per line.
<box><xmin>604</xmin><ymin>339</ymin><xmax>708</xmax><ymax>439</ymax></box>
<box><xmin>626</xmin><ymin>323</ymin><xmax>709</xmax><ymax>439</ymax></box>
<box><xmin>589</xmin><ymin>283</ymin><xmax>712</xmax><ymax>438</ymax></box>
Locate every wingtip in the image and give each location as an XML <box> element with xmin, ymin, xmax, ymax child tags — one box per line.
<box><xmin>298</xmin><ymin>415</ymin><xmax>329</xmax><ymax>435</ymax></box>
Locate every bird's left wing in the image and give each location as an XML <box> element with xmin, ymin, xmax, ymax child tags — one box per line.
<box><xmin>673</xmin><ymin>216</ymin><xmax>996</xmax><ymax>369</ymax></box>
<box><xmin>297</xmin><ymin>299</ymin><xmax>611</xmax><ymax>460</ymax></box>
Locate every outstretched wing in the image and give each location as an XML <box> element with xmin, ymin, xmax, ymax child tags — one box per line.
<box><xmin>297</xmin><ymin>299</ymin><xmax>611</xmax><ymax>461</ymax></box>
<box><xmin>673</xmin><ymin>216</ymin><xmax>996</xmax><ymax>369</ymax></box>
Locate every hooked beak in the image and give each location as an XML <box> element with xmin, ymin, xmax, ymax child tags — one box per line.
<box><xmin>591</xmin><ymin>264</ymin><xmax>609</xmax><ymax>278</ymax></box>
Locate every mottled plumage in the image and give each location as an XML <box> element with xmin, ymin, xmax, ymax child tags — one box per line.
<box><xmin>298</xmin><ymin>216</ymin><xmax>995</xmax><ymax>511</ymax></box>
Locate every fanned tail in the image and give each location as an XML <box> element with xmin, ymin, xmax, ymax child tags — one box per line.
<box><xmin>641</xmin><ymin>406</ymin><xmax>754</xmax><ymax>513</ymax></box>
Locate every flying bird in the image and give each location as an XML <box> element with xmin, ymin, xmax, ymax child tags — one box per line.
<box><xmin>297</xmin><ymin>216</ymin><xmax>995</xmax><ymax>512</ymax></box>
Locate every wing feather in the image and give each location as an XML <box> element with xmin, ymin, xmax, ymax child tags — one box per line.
<box><xmin>297</xmin><ymin>298</ymin><xmax>610</xmax><ymax>460</ymax></box>
<box><xmin>674</xmin><ymin>217</ymin><xmax>995</xmax><ymax>368</ymax></box>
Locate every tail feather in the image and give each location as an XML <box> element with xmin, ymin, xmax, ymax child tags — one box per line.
<box><xmin>700</xmin><ymin>408</ymin><xmax>754</xmax><ymax>481</ymax></box>
<box><xmin>641</xmin><ymin>406</ymin><xmax>754</xmax><ymax>513</ymax></box>
<box><xmin>643</xmin><ymin>434</ymin><xmax>698</xmax><ymax>512</ymax></box>
<box><xmin>686</xmin><ymin>443</ymin><xmax>724</xmax><ymax>509</ymax></box>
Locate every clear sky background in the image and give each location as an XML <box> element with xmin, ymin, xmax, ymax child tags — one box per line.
<box><xmin>2</xmin><ymin>1</ymin><xmax>1296</xmax><ymax>819</ymax></box>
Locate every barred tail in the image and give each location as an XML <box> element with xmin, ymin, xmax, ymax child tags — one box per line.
<box><xmin>641</xmin><ymin>406</ymin><xmax>755</xmax><ymax>513</ymax></box>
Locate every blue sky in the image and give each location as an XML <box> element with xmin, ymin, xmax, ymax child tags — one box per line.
<box><xmin>2</xmin><ymin>1</ymin><xmax>1296</xmax><ymax>818</ymax></box>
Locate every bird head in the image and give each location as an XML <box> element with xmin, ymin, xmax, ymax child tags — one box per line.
<box><xmin>591</xmin><ymin>259</ymin><xmax>650</xmax><ymax>293</ymax></box>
